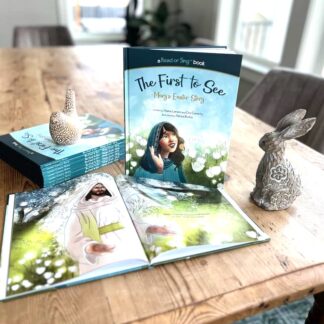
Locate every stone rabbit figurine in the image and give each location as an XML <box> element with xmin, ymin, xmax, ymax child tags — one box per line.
<box><xmin>49</xmin><ymin>89</ymin><xmax>82</xmax><ymax>145</ymax></box>
<box><xmin>251</xmin><ymin>109</ymin><xmax>316</xmax><ymax>210</ymax></box>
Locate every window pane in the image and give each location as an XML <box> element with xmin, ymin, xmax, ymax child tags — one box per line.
<box><xmin>72</xmin><ymin>0</ymin><xmax>131</xmax><ymax>34</ymax></box>
<box><xmin>234</xmin><ymin>0</ymin><xmax>293</xmax><ymax>63</ymax></box>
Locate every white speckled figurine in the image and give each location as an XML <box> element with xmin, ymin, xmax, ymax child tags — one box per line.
<box><xmin>251</xmin><ymin>109</ymin><xmax>316</xmax><ymax>210</ymax></box>
<box><xmin>49</xmin><ymin>89</ymin><xmax>82</xmax><ymax>145</ymax></box>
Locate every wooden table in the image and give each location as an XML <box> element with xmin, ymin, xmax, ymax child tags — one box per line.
<box><xmin>0</xmin><ymin>46</ymin><xmax>324</xmax><ymax>324</ymax></box>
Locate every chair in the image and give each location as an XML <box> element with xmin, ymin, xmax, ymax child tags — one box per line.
<box><xmin>239</xmin><ymin>68</ymin><xmax>324</xmax><ymax>154</ymax></box>
<box><xmin>13</xmin><ymin>26</ymin><xmax>74</xmax><ymax>48</ymax></box>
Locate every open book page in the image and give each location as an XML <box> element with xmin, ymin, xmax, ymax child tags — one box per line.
<box><xmin>116</xmin><ymin>176</ymin><xmax>269</xmax><ymax>265</ymax></box>
<box><xmin>0</xmin><ymin>173</ymin><xmax>148</xmax><ymax>300</ymax></box>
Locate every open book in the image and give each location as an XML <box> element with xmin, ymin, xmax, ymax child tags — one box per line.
<box><xmin>0</xmin><ymin>173</ymin><xmax>269</xmax><ymax>300</ymax></box>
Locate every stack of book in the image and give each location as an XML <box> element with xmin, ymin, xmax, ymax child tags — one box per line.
<box><xmin>0</xmin><ymin>114</ymin><xmax>125</xmax><ymax>187</ymax></box>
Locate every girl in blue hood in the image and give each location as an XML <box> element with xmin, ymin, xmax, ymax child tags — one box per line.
<box><xmin>134</xmin><ymin>122</ymin><xmax>186</xmax><ymax>183</ymax></box>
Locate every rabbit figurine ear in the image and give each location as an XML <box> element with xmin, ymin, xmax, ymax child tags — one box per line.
<box><xmin>280</xmin><ymin>117</ymin><xmax>316</xmax><ymax>141</ymax></box>
<box><xmin>275</xmin><ymin>109</ymin><xmax>306</xmax><ymax>131</ymax></box>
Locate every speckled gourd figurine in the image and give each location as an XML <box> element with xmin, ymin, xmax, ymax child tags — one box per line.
<box><xmin>251</xmin><ymin>109</ymin><xmax>316</xmax><ymax>211</ymax></box>
<box><xmin>49</xmin><ymin>89</ymin><xmax>82</xmax><ymax>145</ymax></box>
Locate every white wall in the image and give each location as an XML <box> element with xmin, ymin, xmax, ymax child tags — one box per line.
<box><xmin>160</xmin><ymin>0</ymin><xmax>216</xmax><ymax>40</ymax></box>
<box><xmin>0</xmin><ymin>0</ymin><xmax>59</xmax><ymax>47</ymax></box>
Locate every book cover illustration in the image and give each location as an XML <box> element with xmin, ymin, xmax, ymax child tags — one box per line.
<box><xmin>1</xmin><ymin>114</ymin><xmax>124</xmax><ymax>162</ymax></box>
<box><xmin>1</xmin><ymin>173</ymin><xmax>147</xmax><ymax>299</ymax></box>
<box><xmin>124</xmin><ymin>48</ymin><xmax>242</xmax><ymax>187</ymax></box>
<box><xmin>116</xmin><ymin>176</ymin><xmax>269</xmax><ymax>264</ymax></box>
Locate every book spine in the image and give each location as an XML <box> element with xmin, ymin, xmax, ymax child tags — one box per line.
<box><xmin>41</xmin><ymin>139</ymin><xmax>125</xmax><ymax>169</ymax></box>
<box><xmin>42</xmin><ymin>148</ymin><xmax>120</xmax><ymax>180</ymax></box>
<box><xmin>41</xmin><ymin>141</ymin><xmax>125</xmax><ymax>187</ymax></box>
<box><xmin>41</xmin><ymin>139</ymin><xmax>124</xmax><ymax>173</ymax></box>
<box><xmin>123</xmin><ymin>47</ymin><xmax>130</xmax><ymax>176</ymax></box>
<box><xmin>42</xmin><ymin>152</ymin><xmax>121</xmax><ymax>187</ymax></box>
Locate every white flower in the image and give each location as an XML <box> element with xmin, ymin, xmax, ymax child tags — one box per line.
<box><xmin>57</xmin><ymin>267</ymin><xmax>66</xmax><ymax>274</ymax></box>
<box><xmin>211</xmin><ymin>166</ymin><xmax>221</xmax><ymax>176</ymax></box>
<box><xmin>217</xmin><ymin>183</ymin><xmax>224</xmax><ymax>189</ymax></box>
<box><xmin>54</xmin><ymin>272</ymin><xmax>63</xmax><ymax>279</ymax></box>
<box><xmin>130</xmin><ymin>161</ymin><xmax>137</xmax><ymax>167</ymax></box>
<box><xmin>24</xmin><ymin>252</ymin><xmax>36</xmax><ymax>260</ymax></box>
<box><xmin>213</xmin><ymin>152</ymin><xmax>221</xmax><ymax>160</ymax></box>
<box><xmin>47</xmin><ymin>278</ymin><xmax>55</xmax><ymax>285</ymax></box>
<box><xmin>220</xmin><ymin>161</ymin><xmax>227</xmax><ymax>172</ymax></box>
<box><xmin>246</xmin><ymin>231</ymin><xmax>258</xmax><ymax>239</ymax></box>
<box><xmin>35</xmin><ymin>259</ymin><xmax>42</xmax><ymax>264</ymax></box>
<box><xmin>11</xmin><ymin>284</ymin><xmax>20</xmax><ymax>291</ymax></box>
<box><xmin>136</xmin><ymin>149</ymin><xmax>145</xmax><ymax>157</ymax></box>
<box><xmin>212</xmin><ymin>179</ymin><xmax>217</xmax><ymax>184</ymax></box>
<box><xmin>35</xmin><ymin>267</ymin><xmax>46</xmax><ymax>275</ymax></box>
<box><xmin>21</xmin><ymin>280</ymin><xmax>33</xmax><ymax>288</ymax></box>
<box><xmin>43</xmin><ymin>272</ymin><xmax>53</xmax><ymax>279</ymax></box>
<box><xmin>136</xmin><ymin>136</ymin><xmax>143</xmax><ymax>144</ymax></box>
<box><xmin>140</xmin><ymin>139</ymin><xmax>147</xmax><ymax>146</ymax></box>
<box><xmin>13</xmin><ymin>275</ymin><xmax>22</xmax><ymax>283</ymax></box>
<box><xmin>126</xmin><ymin>153</ymin><xmax>132</xmax><ymax>162</ymax></box>
<box><xmin>54</xmin><ymin>259</ymin><xmax>65</xmax><ymax>267</ymax></box>
<box><xmin>129</xmin><ymin>142</ymin><xmax>134</xmax><ymax>149</ymax></box>
<box><xmin>68</xmin><ymin>266</ymin><xmax>77</xmax><ymax>273</ymax></box>
<box><xmin>206</xmin><ymin>168</ymin><xmax>214</xmax><ymax>178</ymax></box>
<box><xmin>44</xmin><ymin>260</ymin><xmax>52</xmax><ymax>267</ymax></box>
<box><xmin>191</xmin><ymin>157</ymin><xmax>206</xmax><ymax>172</ymax></box>
<box><xmin>34</xmin><ymin>285</ymin><xmax>44</xmax><ymax>290</ymax></box>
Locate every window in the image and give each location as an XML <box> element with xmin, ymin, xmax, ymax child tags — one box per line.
<box><xmin>72</xmin><ymin>0</ymin><xmax>129</xmax><ymax>35</ymax></box>
<box><xmin>215</xmin><ymin>0</ymin><xmax>324</xmax><ymax>78</ymax></box>
<box><xmin>57</xmin><ymin>0</ymin><xmax>144</xmax><ymax>43</ymax></box>
<box><xmin>233</xmin><ymin>0</ymin><xmax>293</xmax><ymax>64</ymax></box>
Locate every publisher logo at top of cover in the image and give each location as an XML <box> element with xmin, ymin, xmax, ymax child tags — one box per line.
<box><xmin>193</xmin><ymin>60</ymin><xmax>205</xmax><ymax>66</ymax></box>
<box><xmin>157</xmin><ymin>59</ymin><xmax>205</xmax><ymax>66</ymax></box>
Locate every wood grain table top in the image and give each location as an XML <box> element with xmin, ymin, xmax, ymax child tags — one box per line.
<box><xmin>0</xmin><ymin>46</ymin><xmax>323</xmax><ymax>324</ymax></box>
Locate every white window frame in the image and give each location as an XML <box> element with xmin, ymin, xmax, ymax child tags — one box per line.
<box><xmin>214</xmin><ymin>0</ymin><xmax>323</xmax><ymax>82</ymax></box>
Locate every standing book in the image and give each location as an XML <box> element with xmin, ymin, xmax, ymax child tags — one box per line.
<box><xmin>0</xmin><ymin>173</ymin><xmax>269</xmax><ymax>300</ymax></box>
<box><xmin>124</xmin><ymin>47</ymin><xmax>242</xmax><ymax>187</ymax></box>
<box><xmin>0</xmin><ymin>114</ymin><xmax>125</xmax><ymax>187</ymax></box>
